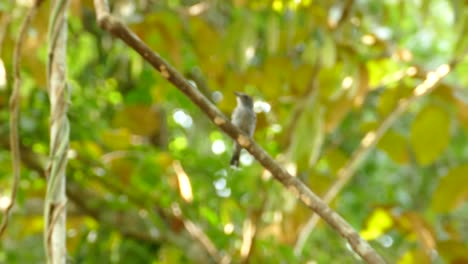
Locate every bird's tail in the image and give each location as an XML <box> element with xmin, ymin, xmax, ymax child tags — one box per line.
<box><xmin>230</xmin><ymin>143</ymin><xmax>241</xmax><ymax>167</ymax></box>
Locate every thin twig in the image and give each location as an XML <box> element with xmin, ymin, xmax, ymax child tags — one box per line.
<box><xmin>0</xmin><ymin>0</ymin><xmax>43</xmax><ymax>238</ymax></box>
<box><xmin>294</xmin><ymin>60</ymin><xmax>462</xmax><ymax>255</ymax></box>
<box><xmin>92</xmin><ymin>2</ymin><xmax>386</xmax><ymax>262</ymax></box>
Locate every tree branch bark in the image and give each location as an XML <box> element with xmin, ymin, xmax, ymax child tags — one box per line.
<box><xmin>44</xmin><ymin>0</ymin><xmax>70</xmax><ymax>263</ymax></box>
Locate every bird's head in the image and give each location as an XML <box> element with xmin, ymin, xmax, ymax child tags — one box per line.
<box><xmin>234</xmin><ymin>91</ymin><xmax>254</xmax><ymax>109</ymax></box>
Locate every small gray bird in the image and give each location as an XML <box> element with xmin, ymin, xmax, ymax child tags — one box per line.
<box><xmin>230</xmin><ymin>91</ymin><xmax>256</xmax><ymax>167</ymax></box>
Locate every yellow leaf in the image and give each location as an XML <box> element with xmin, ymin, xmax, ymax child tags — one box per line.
<box><xmin>101</xmin><ymin>128</ymin><xmax>132</xmax><ymax>150</ymax></box>
<box><xmin>113</xmin><ymin>105</ymin><xmax>161</xmax><ymax>136</ymax></box>
<box><xmin>437</xmin><ymin>240</ymin><xmax>468</xmax><ymax>263</ymax></box>
<box><xmin>155</xmin><ymin>152</ymin><xmax>173</xmax><ymax>169</ymax></box>
<box><xmin>377</xmin><ymin>86</ymin><xmax>409</xmax><ymax>116</ymax></box>
<box><xmin>360</xmin><ymin>208</ymin><xmax>393</xmax><ymax>240</ymax></box>
<box><xmin>410</xmin><ymin>106</ymin><xmax>451</xmax><ymax>165</ymax></box>
<box><xmin>432</xmin><ymin>164</ymin><xmax>468</xmax><ymax>213</ymax></box>
<box><xmin>354</xmin><ymin>64</ymin><xmax>370</xmax><ymax>108</ymax></box>
<box><xmin>378</xmin><ymin>130</ymin><xmax>409</xmax><ymax>164</ymax></box>
<box><xmin>455</xmin><ymin>98</ymin><xmax>468</xmax><ymax>131</ymax></box>
<box><xmin>318</xmin><ymin>148</ymin><xmax>348</xmax><ymax>175</ymax></box>
<box><xmin>108</xmin><ymin>157</ymin><xmax>135</xmax><ymax>184</ymax></box>
<box><xmin>367</xmin><ymin>59</ymin><xmax>400</xmax><ymax>87</ymax></box>
<box><xmin>71</xmin><ymin>141</ymin><xmax>103</xmax><ymax>159</ymax></box>
<box><xmin>397</xmin><ymin>249</ymin><xmax>430</xmax><ymax>264</ymax></box>
<box><xmin>323</xmin><ymin>94</ymin><xmax>353</xmax><ymax>132</ymax></box>
<box><xmin>307</xmin><ymin>171</ymin><xmax>333</xmax><ymax>196</ymax></box>
<box><xmin>395</xmin><ymin>212</ymin><xmax>436</xmax><ymax>252</ymax></box>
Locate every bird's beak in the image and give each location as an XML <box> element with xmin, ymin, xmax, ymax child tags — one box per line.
<box><xmin>234</xmin><ymin>91</ymin><xmax>242</xmax><ymax>97</ymax></box>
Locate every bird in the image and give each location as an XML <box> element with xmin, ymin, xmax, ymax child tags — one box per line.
<box><xmin>230</xmin><ymin>91</ymin><xmax>256</xmax><ymax>167</ymax></box>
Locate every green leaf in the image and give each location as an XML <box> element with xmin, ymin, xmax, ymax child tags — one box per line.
<box><xmin>288</xmin><ymin>93</ymin><xmax>324</xmax><ymax>169</ymax></box>
<box><xmin>378</xmin><ymin>130</ymin><xmax>409</xmax><ymax>164</ymax></box>
<box><xmin>320</xmin><ymin>33</ymin><xmax>336</xmax><ymax>68</ymax></box>
<box><xmin>266</xmin><ymin>14</ymin><xmax>280</xmax><ymax>54</ymax></box>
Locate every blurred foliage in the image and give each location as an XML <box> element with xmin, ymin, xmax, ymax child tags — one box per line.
<box><xmin>1</xmin><ymin>0</ymin><xmax>468</xmax><ymax>263</ymax></box>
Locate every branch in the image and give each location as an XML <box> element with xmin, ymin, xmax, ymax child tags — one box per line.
<box><xmin>294</xmin><ymin>60</ymin><xmax>463</xmax><ymax>255</ymax></box>
<box><xmin>44</xmin><ymin>0</ymin><xmax>70</xmax><ymax>262</ymax></box>
<box><xmin>0</xmin><ymin>0</ymin><xmax>43</xmax><ymax>238</ymax></box>
<box><xmin>92</xmin><ymin>2</ymin><xmax>385</xmax><ymax>263</ymax></box>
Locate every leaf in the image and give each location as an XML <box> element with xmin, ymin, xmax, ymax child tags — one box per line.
<box><xmin>437</xmin><ymin>240</ymin><xmax>468</xmax><ymax>264</ymax></box>
<box><xmin>377</xmin><ymin>86</ymin><xmax>411</xmax><ymax>117</ymax></box>
<box><xmin>395</xmin><ymin>212</ymin><xmax>436</xmax><ymax>252</ymax></box>
<box><xmin>323</xmin><ymin>94</ymin><xmax>353</xmax><ymax>132</ymax></box>
<box><xmin>432</xmin><ymin>164</ymin><xmax>468</xmax><ymax>213</ymax></box>
<box><xmin>189</xmin><ymin>17</ymin><xmax>223</xmax><ymax>75</ymax></box>
<box><xmin>266</xmin><ymin>14</ymin><xmax>280</xmax><ymax>54</ymax></box>
<box><xmin>301</xmin><ymin>39</ymin><xmax>318</xmax><ymax>65</ymax></box>
<box><xmin>113</xmin><ymin>105</ymin><xmax>161</xmax><ymax>136</ymax></box>
<box><xmin>378</xmin><ymin>130</ymin><xmax>409</xmax><ymax>164</ymax></box>
<box><xmin>101</xmin><ymin>128</ymin><xmax>132</xmax><ymax>150</ymax></box>
<box><xmin>318</xmin><ymin>62</ymin><xmax>344</xmax><ymax>100</ymax></box>
<box><xmin>71</xmin><ymin>141</ymin><xmax>103</xmax><ymax>159</ymax></box>
<box><xmin>367</xmin><ymin>59</ymin><xmax>400</xmax><ymax>87</ymax></box>
<box><xmin>354</xmin><ymin>64</ymin><xmax>370</xmax><ymax>107</ymax></box>
<box><xmin>108</xmin><ymin>156</ymin><xmax>135</xmax><ymax>184</ymax></box>
<box><xmin>200</xmin><ymin>206</ymin><xmax>220</xmax><ymax>227</ymax></box>
<box><xmin>410</xmin><ymin>105</ymin><xmax>451</xmax><ymax>165</ymax></box>
<box><xmin>397</xmin><ymin>249</ymin><xmax>430</xmax><ymax>264</ymax></box>
<box><xmin>320</xmin><ymin>33</ymin><xmax>336</xmax><ymax>68</ymax></box>
<box><xmin>224</xmin><ymin>11</ymin><xmax>257</xmax><ymax>71</ymax></box>
<box><xmin>288</xmin><ymin>93</ymin><xmax>324</xmax><ymax>169</ymax></box>
<box><xmin>307</xmin><ymin>171</ymin><xmax>333</xmax><ymax>196</ymax></box>
<box><xmin>317</xmin><ymin>148</ymin><xmax>348</xmax><ymax>175</ymax></box>
<box><xmin>455</xmin><ymin>97</ymin><xmax>468</xmax><ymax>131</ymax></box>
<box><xmin>360</xmin><ymin>208</ymin><xmax>394</xmax><ymax>240</ymax></box>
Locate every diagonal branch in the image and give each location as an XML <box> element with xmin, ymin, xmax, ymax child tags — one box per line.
<box><xmin>92</xmin><ymin>1</ymin><xmax>385</xmax><ymax>263</ymax></box>
<box><xmin>294</xmin><ymin>60</ymin><xmax>463</xmax><ymax>255</ymax></box>
<box><xmin>0</xmin><ymin>0</ymin><xmax>44</xmax><ymax>238</ymax></box>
